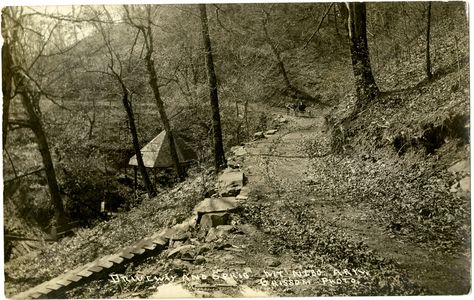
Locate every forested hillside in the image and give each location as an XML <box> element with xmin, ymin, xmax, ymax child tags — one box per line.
<box><xmin>2</xmin><ymin>2</ymin><xmax>470</xmax><ymax>297</ymax></box>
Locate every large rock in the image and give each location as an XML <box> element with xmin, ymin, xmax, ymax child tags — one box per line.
<box><xmin>266</xmin><ymin>258</ymin><xmax>281</xmax><ymax>267</ymax></box>
<box><xmin>218</xmin><ymin>169</ymin><xmax>244</xmax><ymax>196</ymax></box>
<box><xmin>227</xmin><ymin>158</ymin><xmax>241</xmax><ymax>169</ymax></box>
<box><xmin>205</xmin><ymin>225</ymin><xmax>235</xmax><ymax>242</ymax></box>
<box><xmin>448</xmin><ymin>159</ymin><xmax>470</xmax><ymax>175</ymax></box>
<box><xmin>194</xmin><ymin>255</ymin><xmax>206</xmax><ymax>265</ymax></box>
<box><xmin>170</xmin><ymin>259</ymin><xmax>193</xmax><ymax>276</ymax></box>
<box><xmin>222</xmin><ymin>167</ymin><xmax>241</xmax><ymax>173</ymax></box>
<box><xmin>460</xmin><ymin>176</ymin><xmax>470</xmax><ymax>192</ymax></box>
<box><xmin>230</xmin><ymin>146</ymin><xmax>247</xmax><ymax>157</ymax></box>
<box><xmin>172</xmin><ymin>216</ymin><xmax>197</xmax><ymax>232</ymax></box>
<box><xmin>159</xmin><ymin>227</ymin><xmax>191</xmax><ymax>241</ymax></box>
<box><xmin>254</xmin><ymin>132</ymin><xmax>265</xmax><ymax>139</ymax></box>
<box><xmin>236</xmin><ymin>194</ymin><xmax>248</xmax><ymax>201</ymax></box>
<box><xmin>276</xmin><ymin>115</ymin><xmax>288</xmax><ymax>123</ymax></box>
<box><xmin>200</xmin><ymin>212</ymin><xmax>230</xmax><ymax>229</ymax></box>
<box><xmin>450</xmin><ymin>183</ymin><xmax>459</xmax><ymax>193</ymax></box>
<box><xmin>194</xmin><ymin>197</ymin><xmax>242</xmax><ymax>214</ymax></box>
<box><xmin>265</xmin><ymin>129</ymin><xmax>278</xmax><ymax>136</ymax></box>
<box><xmin>197</xmin><ymin>244</ymin><xmax>212</xmax><ymax>255</ymax></box>
<box><xmin>167</xmin><ymin>245</ymin><xmax>196</xmax><ymax>259</ymax></box>
<box><xmin>236</xmin><ymin>186</ymin><xmax>250</xmax><ymax>200</ymax></box>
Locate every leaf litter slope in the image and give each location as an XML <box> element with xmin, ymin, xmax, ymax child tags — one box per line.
<box><xmin>3</xmin><ymin>172</ymin><xmax>213</xmax><ymax>297</ymax></box>
<box><xmin>239</xmin><ymin>110</ymin><xmax>469</xmax><ymax>295</ymax></box>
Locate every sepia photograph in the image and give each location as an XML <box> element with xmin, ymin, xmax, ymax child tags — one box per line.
<box><xmin>1</xmin><ymin>0</ymin><xmax>471</xmax><ymax>298</ymax></box>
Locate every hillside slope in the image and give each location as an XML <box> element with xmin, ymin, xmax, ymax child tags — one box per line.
<box><xmin>3</xmin><ymin>3</ymin><xmax>469</xmax><ymax>297</ymax></box>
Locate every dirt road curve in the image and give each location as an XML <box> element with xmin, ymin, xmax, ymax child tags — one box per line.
<box><xmin>240</xmin><ymin>111</ymin><xmax>470</xmax><ymax>295</ymax></box>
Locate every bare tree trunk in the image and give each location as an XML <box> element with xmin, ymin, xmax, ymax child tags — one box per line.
<box><xmin>90</xmin><ymin>8</ymin><xmax>158</xmax><ymax>197</ymax></box>
<box><xmin>87</xmin><ymin>96</ymin><xmax>96</xmax><ymax>140</ymax></box>
<box><xmin>244</xmin><ymin>99</ymin><xmax>250</xmax><ymax>140</ymax></box>
<box><xmin>121</xmin><ymin>85</ymin><xmax>156</xmax><ymax>197</ymax></box>
<box><xmin>343</xmin><ymin>2</ymin><xmax>379</xmax><ymax>113</ymax></box>
<box><xmin>2</xmin><ymin>30</ymin><xmax>13</xmax><ymax>149</ymax></box>
<box><xmin>138</xmin><ymin>11</ymin><xmax>185</xmax><ymax>180</ymax></box>
<box><xmin>235</xmin><ymin>100</ymin><xmax>241</xmax><ymax>145</ymax></box>
<box><xmin>3</xmin><ymin>29</ymin><xmax>66</xmax><ymax>226</ymax></box>
<box><xmin>144</xmin><ymin>54</ymin><xmax>184</xmax><ymax>180</ymax></box>
<box><xmin>426</xmin><ymin>2</ymin><xmax>433</xmax><ymax>81</ymax></box>
<box><xmin>20</xmin><ymin>86</ymin><xmax>67</xmax><ymax>226</ymax></box>
<box><xmin>123</xmin><ymin>5</ymin><xmax>184</xmax><ymax>180</ymax></box>
<box><xmin>199</xmin><ymin>4</ymin><xmax>227</xmax><ymax>172</ymax></box>
<box><xmin>334</xmin><ymin>4</ymin><xmax>340</xmax><ymax>36</ymax></box>
<box><xmin>338</xmin><ymin>3</ymin><xmax>349</xmax><ymax>32</ymax></box>
<box><xmin>261</xmin><ymin>13</ymin><xmax>293</xmax><ymax>91</ymax></box>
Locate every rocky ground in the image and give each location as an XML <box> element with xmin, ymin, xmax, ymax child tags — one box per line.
<box><xmin>6</xmin><ymin>106</ymin><xmax>470</xmax><ymax>298</ymax></box>
<box><xmin>49</xmin><ymin>109</ymin><xmax>469</xmax><ymax>298</ymax></box>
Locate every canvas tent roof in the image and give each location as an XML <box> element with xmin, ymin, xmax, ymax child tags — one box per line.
<box><xmin>128</xmin><ymin>130</ymin><xmax>197</xmax><ymax>168</ymax></box>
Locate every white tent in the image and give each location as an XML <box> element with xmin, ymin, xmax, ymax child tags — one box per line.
<box><xmin>128</xmin><ymin>130</ymin><xmax>197</xmax><ymax>168</ymax></box>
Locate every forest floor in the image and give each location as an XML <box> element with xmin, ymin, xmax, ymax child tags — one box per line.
<box><xmin>55</xmin><ymin>108</ymin><xmax>469</xmax><ymax>298</ymax></box>
<box><xmin>5</xmin><ymin>107</ymin><xmax>470</xmax><ymax>298</ymax></box>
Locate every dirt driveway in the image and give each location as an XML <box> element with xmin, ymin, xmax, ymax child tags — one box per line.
<box><xmin>238</xmin><ymin>111</ymin><xmax>470</xmax><ymax>295</ymax></box>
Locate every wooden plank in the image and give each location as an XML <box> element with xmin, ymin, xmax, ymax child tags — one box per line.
<box><xmin>130</xmin><ymin>247</ymin><xmax>146</xmax><ymax>255</ymax></box>
<box><xmin>65</xmin><ymin>274</ymin><xmax>83</xmax><ymax>282</ymax></box>
<box><xmin>151</xmin><ymin>235</ymin><xmax>168</xmax><ymax>245</ymax></box>
<box><xmin>30</xmin><ymin>292</ymin><xmax>43</xmax><ymax>299</ymax></box>
<box><xmin>107</xmin><ymin>255</ymin><xmax>124</xmax><ymax>264</ymax></box>
<box><xmin>70</xmin><ymin>261</ymin><xmax>94</xmax><ymax>273</ymax></box>
<box><xmin>12</xmin><ymin>225</ymin><xmax>178</xmax><ymax>300</ymax></box>
<box><xmin>45</xmin><ymin>282</ymin><xmax>63</xmax><ymax>291</ymax></box>
<box><xmin>143</xmin><ymin>243</ymin><xmax>157</xmax><ymax>250</ymax></box>
<box><xmin>77</xmin><ymin>269</ymin><xmax>93</xmax><ymax>278</ymax></box>
<box><xmin>35</xmin><ymin>285</ymin><xmax>54</xmax><ymax>294</ymax></box>
<box><xmin>118</xmin><ymin>247</ymin><xmax>135</xmax><ymax>259</ymax></box>
<box><xmin>134</xmin><ymin>239</ymin><xmax>147</xmax><ymax>247</ymax></box>
<box><xmin>98</xmin><ymin>259</ymin><xmax>114</xmax><ymax>269</ymax></box>
<box><xmin>135</xmin><ymin>239</ymin><xmax>156</xmax><ymax>250</ymax></box>
<box><xmin>120</xmin><ymin>246</ymin><xmax>135</xmax><ymax>253</ymax></box>
<box><xmin>119</xmin><ymin>252</ymin><xmax>134</xmax><ymax>259</ymax></box>
<box><xmin>55</xmin><ymin>278</ymin><xmax>72</xmax><ymax>287</ymax></box>
<box><xmin>88</xmin><ymin>265</ymin><xmax>103</xmax><ymax>273</ymax></box>
<box><xmin>143</xmin><ymin>239</ymin><xmax>156</xmax><ymax>247</ymax></box>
